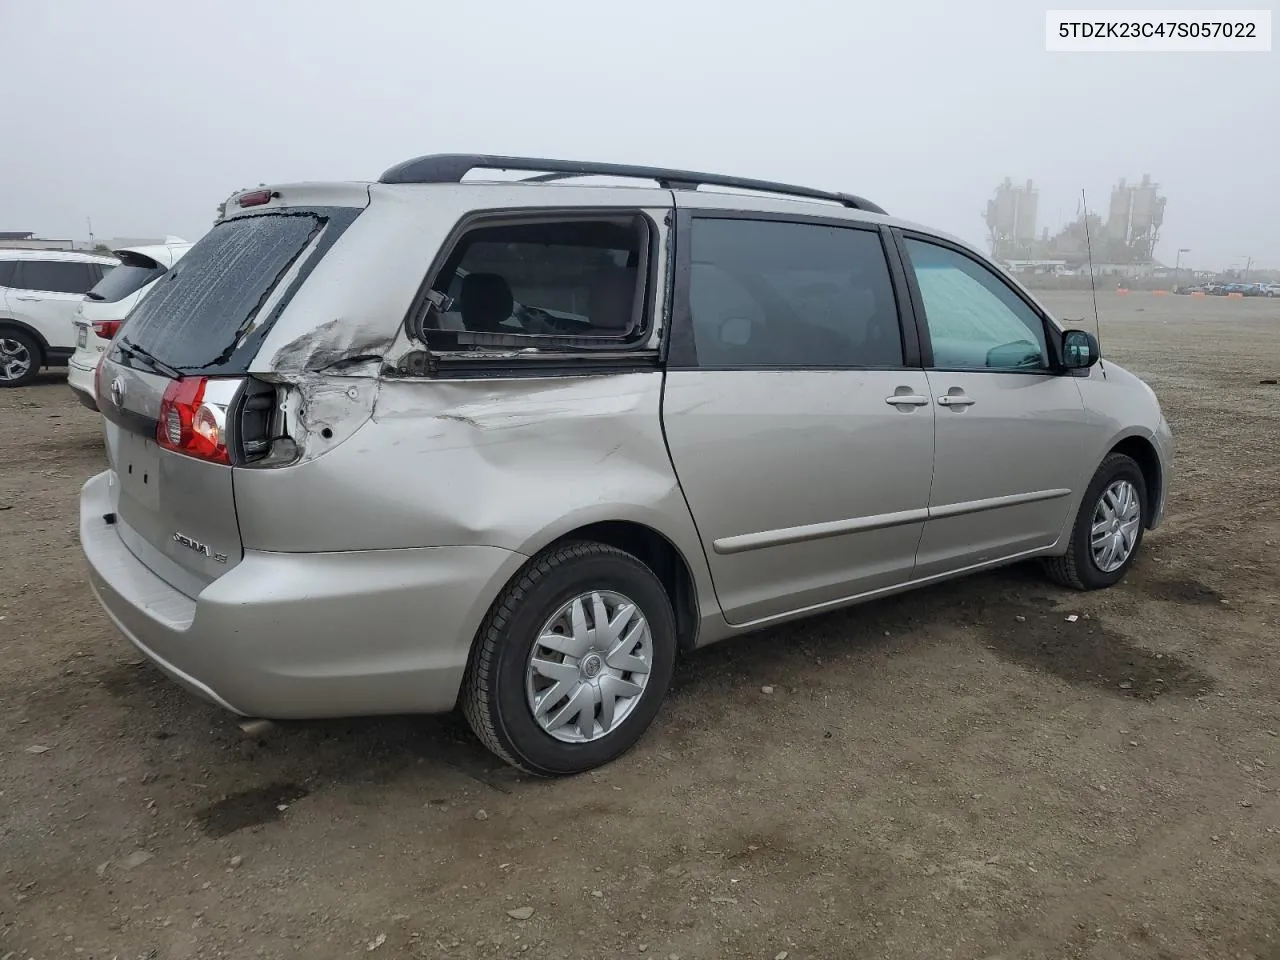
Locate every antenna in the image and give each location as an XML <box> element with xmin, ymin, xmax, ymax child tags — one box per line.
<box><xmin>1080</xmin><ymin>188</ymin><xmax>1103</xmax><ymax>357</ymax></box>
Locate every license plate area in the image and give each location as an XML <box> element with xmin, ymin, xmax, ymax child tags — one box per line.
<box><xmin>116</xmin><ymin>432</ymin><xmax>161</xmax><ymax>512</ymax></box>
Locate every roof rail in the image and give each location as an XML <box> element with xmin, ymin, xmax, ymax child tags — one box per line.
<box><xmin>377</xmin><ymin>154</ymin><xmax>887</xmax><ymax>215</ymax></box>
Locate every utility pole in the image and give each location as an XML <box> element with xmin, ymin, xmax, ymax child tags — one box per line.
<box><xmin>86</xmin><ymin>216</ymin><xmax>95</xmax><ymax>250</ymax></box>
<box><xmin>1173</xmin><ymin>248</ymin><xmax>1189</xmax><ymax>290</ymax></box>
<box><xmin>1244</xmin><ymin>257</ymin><xmax>1252</xmax><ymax>281</ymax></box>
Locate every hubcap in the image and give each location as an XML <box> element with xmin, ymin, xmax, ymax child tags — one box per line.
<box><xmin>525</xmin><ymin>590</ymin><xmax>653</xmax><ymax>744</ymax></box>
<box><xmin>1090</xmin><ymin>479</ymin><xmax>1142</xmax><ymax>573</ymax></box>
<box><xmin>0</xmin><ymin>338</ymin><xmax>32</xmax><ymax>382</ymax></box>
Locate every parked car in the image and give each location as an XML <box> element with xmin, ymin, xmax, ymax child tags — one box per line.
<box><xmin>80</xmin><ymin>155</ymin><xmax>1173</xmax><ymax>776</ymax></box>
<box><xmin>0</xmin><ymin>249</ymin><xmax>117</xmax><ymax>386</ymax></box>
<box><xmin>1265</xmin><ymin>284</ymin><xmax>1280</xmax><ymax>298</ymax></box>
<box><xmin>67</xmin><ymin>241</ymin><xmax>192</xmax><ymax>410</ymax></box>
<box><xmin>1173</xmin><ymin>284</ymin><xmax>1204</xmax><ymax>295</ymax></box>
<box><xmin>1206</xmin><ymin>282</ymin><xmax>1248</xmax><ymax>296</ymax></box>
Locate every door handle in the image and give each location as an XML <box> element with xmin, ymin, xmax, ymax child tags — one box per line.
<box><xmin>15</xmin><ymin>296</ymin><xmax>41</xmax><ymax>302</ymax></box>
<box><xmin>937</xmin><ymin>394</ymin><xmax>976</xmax><ymax>407</ymax></box>
<box><xmin>884</xmin><ymin>394</ymin><xmax>930</xmax><ymax>407</ymax></box>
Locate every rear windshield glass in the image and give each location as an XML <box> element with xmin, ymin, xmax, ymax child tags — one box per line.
<box><xmin>120</xmin><ymin>212</ymin><xmax>326</xmax><ymax>374</ymax></box>
<box><xmin>86</xmin><ymin>255</ymin><xmax>166</xmax><ymax>303</ymax></box>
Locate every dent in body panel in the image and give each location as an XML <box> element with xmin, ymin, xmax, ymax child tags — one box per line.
<box><xmin>243</xmin><ymin>372</ymin><xmax>379</xmax><ymax>468</ymax></box>
<box><xmin>370</xmin><ymin>373</ymin><xmax>709</xmax><ymax>552</ymax></box>
<box><xmin>232</xmin><ymin>372</ymin><xmax>720</xmax><ymax>628</ymax></box>
<box><xmin>248</xmin><ymin>185</ymin><xmax>445</xmax><ymax>376</ymax></box>
<box><xmin>231</xmin><ymin>189</ymin><xmax>718</xmax><ymax>633</ymax></box>
<box><xmin>291</xmin><ymin>376</ymin><xmax>376</xmax><ymax>436</ymax></box>
<box><xmin>373</xmin><ymin>378</ymin><xmax>644</xmax><ymax>433</ymax></box>
<box><xmin>267</xmin><ymin>317</ymin><xmax>392</xmax><ymax>375</ymax></box>
<box><xmin>252</xmin><ymin>187</ymin><xmax>676</xmax><ymax>384</ymax></box>
<box><xmin>238</xmin><ymin>188</ymin><xmax>440</xmax><ymax>463</ymax></box>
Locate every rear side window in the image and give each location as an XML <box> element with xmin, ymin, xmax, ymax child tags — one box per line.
<box><xmin>120</xmin><ymin>212</ymin><xmax>330</xmax><ymax>373</ymax></box>
<box><xmin>686</xmin><ymin>218</ymin><xmax>903</xmax><ymax>368</ymax></box>
<box><xmin>0</xmin><ymin>261</ymin><xmax>15</xmax><ymax>287</ymax></box>
<box><xmin>86</xmin><ymin>252</ymin><xmax>167</xmax><ymax>303</ymax></box>
<box><xmin>421</xmin><ymin>216</ymin><xmax>649</xmax><ymax>344</ymax></box>
<box><xmin>12</xmin><ymin>260</ymin><xmax>99</xmax><ymax>294</ymax></box>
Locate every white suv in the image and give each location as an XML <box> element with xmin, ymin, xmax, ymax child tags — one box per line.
<box><xmin>0</xmin><ymin>249</ymin><xmax>118</xmax><ymax>387</ymax></box>
<box><xmin>67</xmin><ymin>242</ymin><xmax>191</xmax><ymax>410</ymax></box>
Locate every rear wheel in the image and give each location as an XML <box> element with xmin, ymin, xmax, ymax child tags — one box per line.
<box><xmin>0</xmin><ymin>329</ymin><xmax>41</xmax><ymax>387</ymax></box>
<box><xmin>462</xmin><ymin>541</ymin><xmax>677</xmax><ymax>776</ymax></box>
<box><xmin>1043</xmin><ymin>452</ymin><xmax>1147</xmax><ymax>590</ymax></box>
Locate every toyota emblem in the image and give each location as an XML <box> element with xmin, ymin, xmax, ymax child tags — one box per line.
<box><xmin>110</xmin><ymin>376</ymin><xmax>125</xmax><ymax>407</ymax></box>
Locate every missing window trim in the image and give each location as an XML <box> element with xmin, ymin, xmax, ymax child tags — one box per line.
<box><xmin>404</xmin><ymin>208</ymin><xmax>658</xmax><ymax>354</ymax></box>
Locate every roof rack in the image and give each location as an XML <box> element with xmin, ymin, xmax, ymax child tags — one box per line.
<box><xmin>377</xmin><ymin>154</ymin><xmax>887</xmax><ymax>215</ymax></box>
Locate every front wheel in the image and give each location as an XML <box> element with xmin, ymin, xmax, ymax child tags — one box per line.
<box><xmin>1042</xmin><ymin>453</ymin><xmax>1147</xmax><ymax>590</ymax></box>
<box><xmin>462</xmin><ymin>541</ymin><xmax>677</xmax><ymax>776</ymax></box>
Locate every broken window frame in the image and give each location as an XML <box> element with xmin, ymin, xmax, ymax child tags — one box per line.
<box><xmin>400</xmin><ymin>208</ymin><xmax>663</xmax><ymax>366</ymax></box>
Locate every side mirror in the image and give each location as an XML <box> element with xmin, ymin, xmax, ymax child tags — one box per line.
<box><xmin>1062</xmin><ymin>329</ymin><xmax>1100</xmax><ymax>369</ymax></box>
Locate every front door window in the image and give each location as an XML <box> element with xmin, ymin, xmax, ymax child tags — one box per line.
<box><xmin>903</xmin><ymin>239</ymin><xmax>1049</xmax><ymax>371</ymax></box>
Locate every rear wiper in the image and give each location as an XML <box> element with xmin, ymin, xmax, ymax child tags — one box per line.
<box><xmin>84</xmin><ymin>291</ymin><xmax>105</xmax><ymax>301</ymax></box>
<box><xmin>116</xmin><ymin>336</ymin><xmax>182</xmax><ymax>379</ymax></box>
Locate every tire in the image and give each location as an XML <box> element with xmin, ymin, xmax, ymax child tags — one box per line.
<box><xmin>0</xmin><ymin>328</ymin><xmax>42</xmax><ymax>388</ymax></box>
<box><xmin>462</xmin><ymin>541</ymin><xmax>677</xmax><ymax>776</ymax></box>
<box><xmin>1042</xmin><ymin>452</ymin><xmax>1147</xmax><ymax>591</ymax></box>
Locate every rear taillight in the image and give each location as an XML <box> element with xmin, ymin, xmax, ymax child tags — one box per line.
<box><xmin>157</xmin><ymin>377</ymin><xmax>231</xmax><ymax>464</ymax></box>
<box><xmin>91</xmin><ymin>320</ymin><xmax>123</xmax><ymax>340</ymax></box>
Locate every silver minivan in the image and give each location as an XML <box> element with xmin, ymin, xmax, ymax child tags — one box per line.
<box><xmin>80</xmin><ymin>155</ymin><xmax>1173</xmax><ymax>775</ymax></box>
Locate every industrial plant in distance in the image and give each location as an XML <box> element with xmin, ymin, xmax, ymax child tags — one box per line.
<box><xmin>985</xmin><ymin>176</ymin><xmax>1167</xmax><ymax>279</ymax></box>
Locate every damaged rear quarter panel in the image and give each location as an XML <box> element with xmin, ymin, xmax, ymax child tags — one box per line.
<box><xmin>371</xmin><ymin>374</ymin><xmax>693</xmax><ymax>554</ymax></box>
<box><xmin>233</xmin><ymin>183</ymin><xmax>720</xmax><ymax>627</ymax></box>
<box><xmin>251</xmin><ymin>184</ymin><xmax>673</xmax><ymax>381</ymax></box>
<box><xmin>249</xmin><ymin>185</ymin><xmax>475</xmax><ymax>380</ymax></box>
<box><xmin>232</xmin><ymin>371</ymin><xmax>717</xmax><ymax>619</ymax></box>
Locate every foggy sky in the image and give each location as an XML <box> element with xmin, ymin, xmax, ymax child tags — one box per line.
<box><xmin>2</xmin><ymin>0</ymin><xmax>1276</xmax><ymax>269</ymax></box>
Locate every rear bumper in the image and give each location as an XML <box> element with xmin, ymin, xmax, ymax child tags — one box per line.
<box><xmin>79</xmin><ymin>470</ymin><xmax>527</xmax><ymax>719</ymax></box>
<box><xmin>67</xmin><ymin>354</ymin><xmax>99</xmax><ymax>411</ymax></box>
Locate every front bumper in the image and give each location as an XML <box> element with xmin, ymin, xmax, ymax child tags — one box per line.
<box><xmin>1150</xmin><ymin>413</ymin><xmax>1174</xmax><ymax>529</ymax></box>
<box><xmin>79</xmin><ymin>470</ymin><xmax>527</xmax><ymax>719</ymax></box>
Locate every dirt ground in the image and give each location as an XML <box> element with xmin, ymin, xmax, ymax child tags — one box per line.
<box><xmin>2</xmin><ymin>291</ymin><xmax>1278</xmax><ymax>960</ymax></box>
